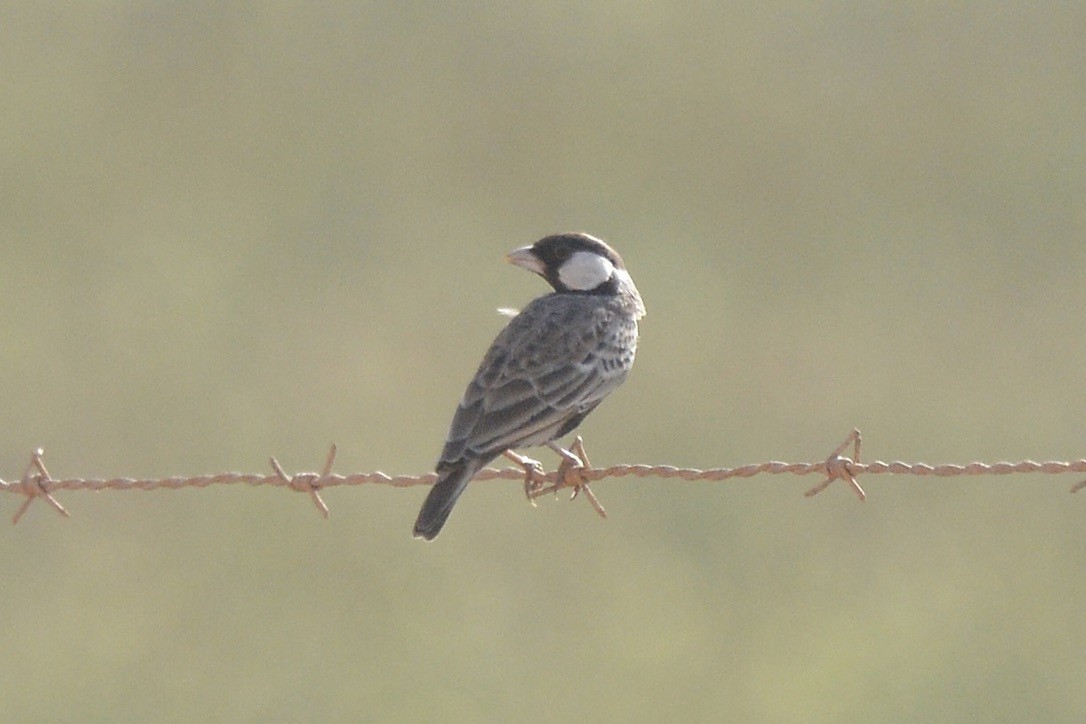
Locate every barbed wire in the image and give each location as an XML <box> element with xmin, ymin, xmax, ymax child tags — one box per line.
<box><xmin>3</xmin><ymin>429</ymin><xmax>1086</xmax><ymax>524</ymax></box>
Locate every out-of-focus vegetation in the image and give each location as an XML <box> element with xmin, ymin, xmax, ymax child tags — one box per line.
<box><xmin>2</xmin><ymin>3</ymin><xmax>1084</xmax><ymax>720</ymax></box>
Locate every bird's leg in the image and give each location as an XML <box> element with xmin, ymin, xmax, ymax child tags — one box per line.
<box><xmin>545</xmin><ymin>437</ymin><xmax>607</xmax><ymax>519</ymax></box>
<box><xmin>503</xmin><ymin>448</ymin><xmax>547</xmax><ymax>505</ymax></box>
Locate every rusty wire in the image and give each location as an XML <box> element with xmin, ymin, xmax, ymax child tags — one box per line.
<box><xmin>3</xmin><ymin>430</ymin><xmax>1086</xmax><ymax>524</ymax></box>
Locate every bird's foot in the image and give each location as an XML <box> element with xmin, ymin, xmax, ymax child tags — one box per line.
<box><xmin>503</xmin><ymin>449</ymin><xmax>548</xmax><ymax>506</ymax></box>
<box><xmin>505</xmin><ymin>438</ymin><xmax>607</xmax><ymax>519</ymax></box>
<box><xmin>544</xmin><ymin>437</ymin><xmax>607</xmax><ymax>519</ymax></box>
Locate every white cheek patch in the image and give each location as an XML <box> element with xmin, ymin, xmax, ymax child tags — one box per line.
<box><xmin>558</xmin><ymin>251</ymin><xmax>615</xmax><ymax>290</ymax></box>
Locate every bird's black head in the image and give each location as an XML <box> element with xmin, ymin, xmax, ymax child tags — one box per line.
<box><xmin>507</xmin><ymin>232</ymin><xmax>627</xmax><ymax>295</ymax></box>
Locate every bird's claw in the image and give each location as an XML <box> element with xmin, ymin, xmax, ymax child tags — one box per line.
<box><xmin>505</xmin><ymin>438</ymin><xmax>607</xmax><ymax>519</ymax></box>
<box><xmin>502</xmin><ymin>449</ymin><xmax>547</xmax><ymax>505</ymax></box>
<box><xmin>547</xmin><ymin>437</ymin><xmax>608</xmax><ymax>519</ymax></box>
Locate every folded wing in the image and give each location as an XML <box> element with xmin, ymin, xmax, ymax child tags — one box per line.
<box><xmin>439</xmin><ymin>295</ymin><xmax>635</xmax><ymax>465</ymax></box>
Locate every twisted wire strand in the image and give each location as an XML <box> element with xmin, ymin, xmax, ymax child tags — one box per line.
<box><xmin>3</xmin><ymin>430</ymin><xmax>1086</xmax><ymax>523</ymax></box>
<box><xmin>5</xmin><ymin>459</ymin><xmax>1086</xmax><ymax>494</ymax></box>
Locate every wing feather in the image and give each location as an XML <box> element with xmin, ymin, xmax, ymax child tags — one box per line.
<box><xmin>439</xmin><ymin>294</ymin><xmax>636</xmax><ymax>464</ymax></box>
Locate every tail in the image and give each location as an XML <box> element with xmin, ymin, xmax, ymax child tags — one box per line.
<box><xmin>412</xmin><ymin>458</ymin><xmax>484</xmax><ymax>540</ymax></box>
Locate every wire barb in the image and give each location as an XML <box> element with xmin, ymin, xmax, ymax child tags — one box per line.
<box><xmin>4</xmin><ymin>430</ymin><xmax>1086</xmax><ymax>522</ymax></box>
<box><xmin>11</xmin><ymin>449</ymin><xmax>70</xmax><ymax>525</ymax></box>
<box><xmin>804</xmin><ymin>428</ymin><xmax>867</xmax><ymax>501</ymax></box>
<box><xmin>503</xmin><ymin>438</ymin><xmax>607</xmax><ymax>519</ymax></box>
<box><xmin>545</xmin><ymin>437</ymin><xmax>607</xmax><ymax>518</ymax></box>
<box><xmin>269</xmin><ymin>445</ymin><xmax>337</xmax><ymax>518</ymax></box>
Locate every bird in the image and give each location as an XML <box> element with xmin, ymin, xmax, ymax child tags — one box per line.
<box><xmin>412</xmin><ymin>232</ymin><xmax>646</xmax><ymax>540</ymax></box>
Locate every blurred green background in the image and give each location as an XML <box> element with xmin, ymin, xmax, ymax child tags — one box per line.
<box><xmin>3</xmin><ymin>3</ymin><xmax>1085</xmax><ymax>721</ymax></box>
